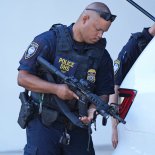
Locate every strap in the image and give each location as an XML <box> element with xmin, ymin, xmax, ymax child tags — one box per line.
<box><xmin>53</xmin><ymin>95</ymin><xmax>86</xmax><ymax>128</ymax></box>
<box><xmin>51</xmin><ymin>24</ymin><xmax>73</xmax><ymax>51</ymax></box>
<box><xmin>39</xmin><ymin>94</ymin><xmax>44</xmax><ymax>114</ymax></box>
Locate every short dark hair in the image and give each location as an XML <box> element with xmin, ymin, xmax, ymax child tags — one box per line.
<box><xmin>85</xmin><ymin>2</ymin><xmax>116</xmax><ymax>22</ymax></box>
<box><xmin>85</xmin><ymin>8</ymin><xmax>116</xmax><ymax>22</ymax></box>
<box><xmin>86</xmin><ymin>2</ymin><xmax>111</xmax><ymax>14</ymax></box>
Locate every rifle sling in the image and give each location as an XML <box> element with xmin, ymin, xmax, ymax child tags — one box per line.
<box><xmin>53</xmin><ymin>95</ymin><xmax>86</xmax><ymax>128</ymax></box>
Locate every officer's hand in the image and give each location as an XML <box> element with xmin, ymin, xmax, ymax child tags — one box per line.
<box><xmin>111</xmin><ymin>118</ymin><xmax>119</xmax><ymax>149</ymax></box>
<box><xmin>79</xmin><ymin>108</ymin><xmax>96</xmax><ymax>125</ymax></box>
<box><xmin>79</xmin><ymin>116</ymin><xmax>92</xmax><ymax>125</ymax></box>
<box><xmin>112</xmin><ymin>125</ymin><xmax>118</xmax><ymax>149</ymax></box>
<box><xmin>56</xmin><ymin>84</ymin><xmax>79</xmax><ymax>100</ymax></box>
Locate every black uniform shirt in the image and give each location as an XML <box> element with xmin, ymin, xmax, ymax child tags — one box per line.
<box><xmin>18</xmin><ymin>24</ymin><xmax>114</xmax><ymax>96</ymax></box>
<box><xmin>114</xmin><ymin>28</ymin><xmax>153</xmax><ymax>85</ymax></box>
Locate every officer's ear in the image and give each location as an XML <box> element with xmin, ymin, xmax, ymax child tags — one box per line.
<box><xmin>82</xmin><ymin>15</ymin><xmax>90</xmax><ymax>24</ymax></box>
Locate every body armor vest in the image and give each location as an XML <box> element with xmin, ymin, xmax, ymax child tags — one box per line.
<box><xmin>32</xmin><ymin>24</ymin><xmax>107</xmax><ymax>116</ymax></box>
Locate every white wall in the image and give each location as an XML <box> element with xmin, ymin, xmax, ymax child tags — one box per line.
<box><xmin>0</xmin><ymin>0</ymin><xmax>154</xmax><ymax>151</ymax></box>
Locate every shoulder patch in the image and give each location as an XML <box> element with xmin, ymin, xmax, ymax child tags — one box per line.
<box><xmin>114</xmin><ymin>60</ymin><xmax>120</xmax><ymax>75</ymax></box>
<box><xmin>24</xmin><ymin>42</ymin><xmax>39</xmax><ymax>59</ymax></box>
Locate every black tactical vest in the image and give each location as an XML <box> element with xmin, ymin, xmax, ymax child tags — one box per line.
<box><xmin>32</xmin><ymin>24</ymin><xmax>107</xmax><ymax>114</ymax></box>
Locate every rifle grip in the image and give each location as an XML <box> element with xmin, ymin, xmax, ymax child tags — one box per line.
<box><xmin>78</xmin><ymin>100</ymin><xmax>88</xmax><ymax>117</ymax></box>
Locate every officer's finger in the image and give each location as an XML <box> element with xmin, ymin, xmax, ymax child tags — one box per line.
<box><xmin>114</xmin><ymin>142</ymin><xmax>118</xmax><ymax>149</ymax></box>
<box><xmin>112</xmin><ymin>140</ymin><xmax>118</xmax><ymax>149</ymax></box>
<box><xmin>79</xmin><ymin>116</ymin><xmax>91</xmax><ymax>124</ymax></box>
<box><xmin>72</xmin><ymin>92</ymin><xmax>79</xmax><ymax>100</ymax></box>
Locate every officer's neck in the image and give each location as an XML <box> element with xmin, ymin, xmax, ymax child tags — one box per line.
<box><xmin>72</xmin><ymin>23</ymin><xmax>84</xmax><ymax>43</ymax></box>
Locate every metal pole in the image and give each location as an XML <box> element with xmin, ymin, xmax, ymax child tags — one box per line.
<box><xmin>126</xmin><ymin>0</ymin><xmax>155</xmax><ymax>22</ymax></box>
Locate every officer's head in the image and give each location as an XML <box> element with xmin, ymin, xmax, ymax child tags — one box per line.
<box><xmin>73</xmin><ymin>2</ymin><xmax>116</xmax><ymax>44</ymax></box>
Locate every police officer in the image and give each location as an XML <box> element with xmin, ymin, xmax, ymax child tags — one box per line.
<box><xmin>110</xmin><ymin>23</ymin><xmax>155</xmax><ymax>149</ymax></box>
<box><xmin>17</xmin><ymin>2</ymin><xmax>116</xmax><ymax>155</ymax></box>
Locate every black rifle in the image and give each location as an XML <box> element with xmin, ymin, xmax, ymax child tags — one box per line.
<box><xmin>37</xmin><ymin>56</ymin><xmax>126</xmax><ymax>124</ymax></box>
<box><xmin>127</xmin><ymin>0</ymin><xmax>155</xmax><ymax>22</ymax></box>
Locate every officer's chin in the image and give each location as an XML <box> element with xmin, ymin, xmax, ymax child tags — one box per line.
<box><xmin>91</xmin><ymin>38</ymin><xmax>100</xmax><ymax>44</ymax></box>
<box><xmin>87</xmin><ymin>39</ymin><xmax>98</xmax><ymax>44</ymax></box>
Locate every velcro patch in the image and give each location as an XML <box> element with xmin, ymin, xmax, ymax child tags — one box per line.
<box><xmin>24</xmin><ymin>42</ymin><xmax>39</xmax><ymax>59</ymax></box>
<box><xmin>87</xmin><ymin>69</ymin><xmax>96</xmax><ymax>83</ymax></box>
<box><xmin>114</xmin><ymin>60</ymin><xmax>120</xmax><ymax>75</ymax></box>
<box><xmin>54</xmin><ymin>56</ymin><xmax>77</xmax><ymax>76</ymax></box>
